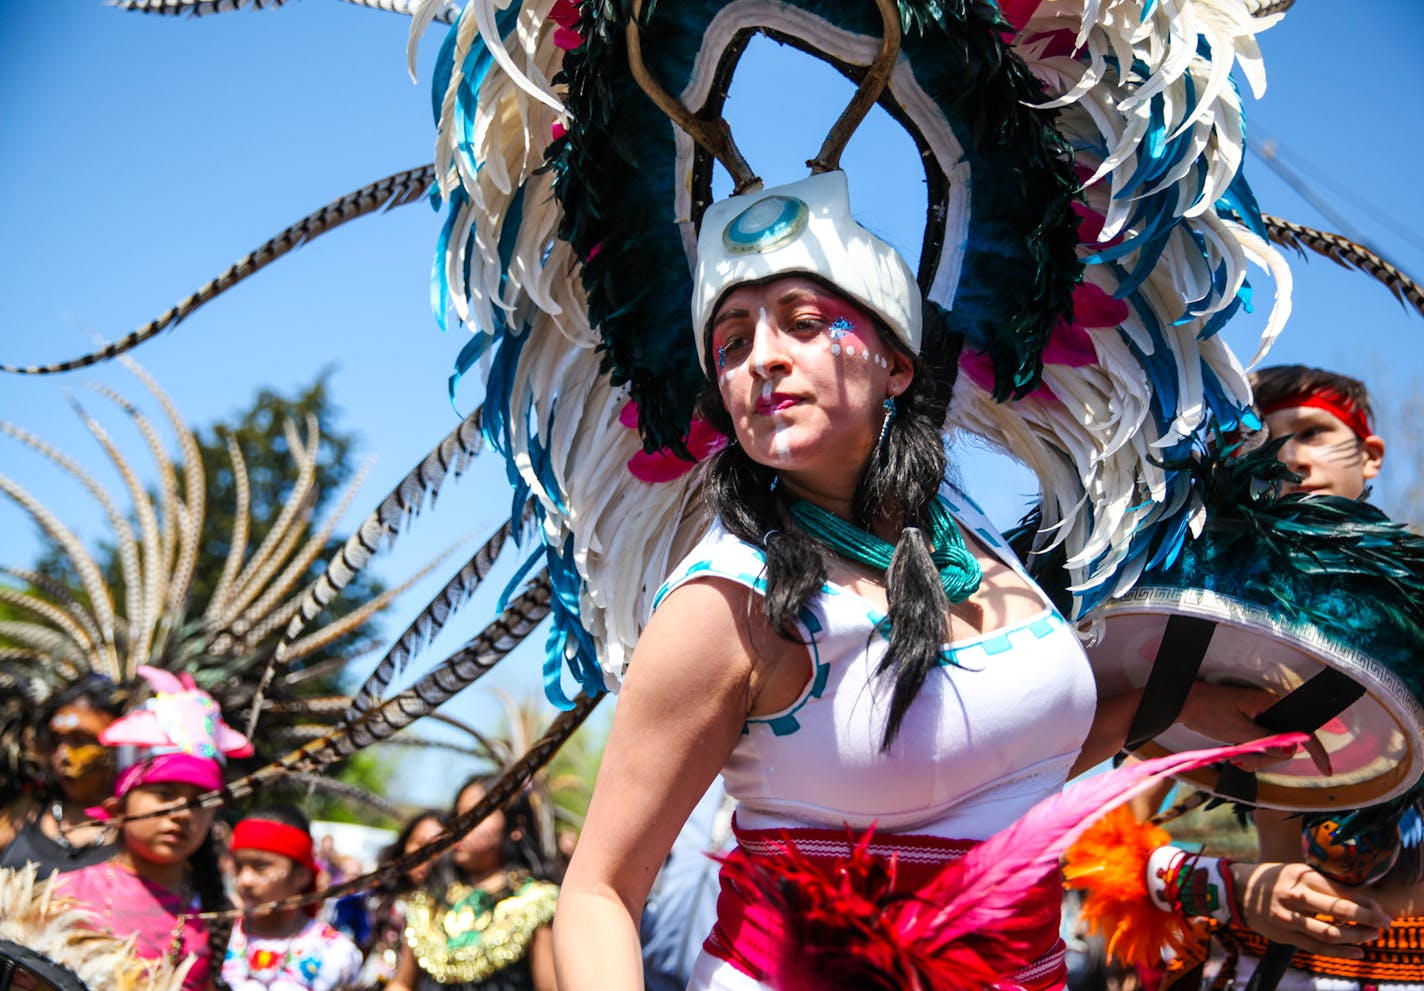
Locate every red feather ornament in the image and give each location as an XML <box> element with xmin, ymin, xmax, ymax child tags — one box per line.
<box><xmin>716</xmin><ymin>734</ymin><xmax>1304</xmax><ymax>991</ymax></box>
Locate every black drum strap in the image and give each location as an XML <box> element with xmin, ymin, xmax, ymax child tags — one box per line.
<box><xmin>1123</xmin><ymin>618</ymin><xmax>1367</xmax><ymax>804</ymax></box>
<box><xmin>1125</xmin><ymin>615</ymin><xmax>1217</xmax><ymax>750</ymax></box>
<box><xmin>1255</xmin><ymin>667</ymin><xmax>1367</xmax><ymax>734</ymax></box>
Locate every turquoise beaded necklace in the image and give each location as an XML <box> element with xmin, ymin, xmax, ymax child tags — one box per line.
<box><xmin>788</xmin><ymin>495</ymin><xmax>982</xmax><ymax>603</ymax></box>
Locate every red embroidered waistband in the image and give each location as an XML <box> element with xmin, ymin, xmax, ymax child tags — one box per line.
<box><xmin>704</xmin><ymin>819</ymin><xmax>1067</xmax><ymax>990</ymax></box>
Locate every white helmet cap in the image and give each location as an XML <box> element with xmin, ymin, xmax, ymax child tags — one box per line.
<box><xmin>691</xmin><ymin>171</ymin><xmax>922</xmax><ymax>372</ymax></box>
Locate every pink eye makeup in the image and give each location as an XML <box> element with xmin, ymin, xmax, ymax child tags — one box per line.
<box><xmin>826</xmin><ymin>315</ymin><xmax>890</xmax><ymax>367</ymax></box>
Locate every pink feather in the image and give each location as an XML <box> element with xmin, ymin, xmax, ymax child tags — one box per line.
<box><xmin>898</xmin><ymin>733</ymin><xmax>1307</xmax><ymax>955</ymax></box>
<box><xmin>97</xmin><ymin>710</ymin><xmax>167</xmax><ymax>748</ymax></box>
<box><xmin>135</xmin><ymin>664</ymin><xmax>183</xmax><ymax>694</ymax></box>
<box><xmin>732</xmin><ymin>734</ymin><xmax>1306</xmax><ymax>990</ymax></box>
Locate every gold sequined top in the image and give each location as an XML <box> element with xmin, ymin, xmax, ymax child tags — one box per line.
<box><xmin>404</xmin><ymin>875</ymin><xmax>559</xmax><ymax>985</ymax></box>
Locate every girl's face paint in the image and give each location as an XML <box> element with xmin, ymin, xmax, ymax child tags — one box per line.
<box><xmin>708</xmin><ymin>276</ymin><xmax>913</xmax><ymax>483</ymax></box>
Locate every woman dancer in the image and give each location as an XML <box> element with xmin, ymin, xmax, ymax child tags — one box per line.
<box><xmin>0</xmin><ymin>676</ymin><xmax>122</xmax><ymax>874</ymax></box>
<box><xmin>551</xmin><ymin>172</ymin><xmax>1351</xmax><ymax>991</ymax></box>
<box><xmin>361</xmin><ymin>809</ymin><xmax>447</xmax><ymax>987</ymax></box>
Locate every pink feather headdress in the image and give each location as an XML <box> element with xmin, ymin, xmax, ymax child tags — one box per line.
<box><xmin>100</xmin><ymin>665</ymin><xmax>253</xmax><ymax>764</ymax></box>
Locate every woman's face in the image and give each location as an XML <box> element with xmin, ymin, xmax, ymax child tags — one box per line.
<box><xmin>404</xmin><ymin>815</ymin><xmax>445</xmax><ymax>887</ymax></box>
<box><xmin>46</xmin><ymin>702</ymin><xmax>116</xmax><ymax>802</ymax></box>
<box><xmin>452</xmin><ymin>783</ymin><xmax>506</xmax><ymax>875</ymax></box>
<box><xmin>709</xmin><ymin>276</ymin><xmax>913</xmax><ymax>486</ymax></box>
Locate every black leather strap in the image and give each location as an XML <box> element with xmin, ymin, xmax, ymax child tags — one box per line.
<box><xmin>1255</xmin><ymin>667</ymin><xmax>1366</xmax><ymax>733</ymax></box>
<box><xmin>1209</xmin><ymin>666</ymin><xmax>1365</xmax><ymax>804</ymax></box>
<box><xmin>1125</xmin><ymin>615</ymin><xmax>1217</xmax><ymax>750</ymax></box>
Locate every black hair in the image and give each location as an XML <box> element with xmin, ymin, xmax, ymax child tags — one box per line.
<box><xmin>191</xmin><ymin>829</ymin><xmax>233</xmax><ymax>987</ymax></box>
<box><xmin>443</xmin><ymin>773</ymin><xmax>559</xmax><ymax>886</ymax></box>
<box><xmin>239</xmin><ymin>803</ymin><xmax>312</xmax><ymax>835</ymax></box>
<box><xmin>375</xmin><ymin>808</ymin><xmax>448</xmax><ymax>898</ymax></box>
<box><xmin>698</xmin><ymin>288</ymin><xmax>962</xmax><ymax>749</ymax></box>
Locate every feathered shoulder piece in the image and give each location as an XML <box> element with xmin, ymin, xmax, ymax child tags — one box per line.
<box><xmin>414</xmin><ymin>0</ymin><xmax>1293</xmax><ymax>701</ymax></box>
<box><xmin>0</xmin><ymin>863</ymin><xmax>190</xmax><ymax>991</ymax></box>
<box><xmin>16</xmin><ymin>0</ymin><xmax>1424</xmax><ymax>710</ymax></box>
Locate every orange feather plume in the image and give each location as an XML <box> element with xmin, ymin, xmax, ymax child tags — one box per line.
<box><xmin>1062</xmin><ymin>805</ymin><xmax>1193</xmax><ymax>970</ymax></box>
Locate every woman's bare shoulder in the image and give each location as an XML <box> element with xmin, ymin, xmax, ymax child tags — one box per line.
<box><xmin>636</xmin><ymin>576</ymin><xmax>760</xmax><ymax>694</ymax></box>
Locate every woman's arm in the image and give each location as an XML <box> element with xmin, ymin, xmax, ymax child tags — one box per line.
<box><xmin>1232</xmin><ymin>861</ymin><xmax>1390</xmax><ymax>956</ymax></box>
<box><xmin>552</xmin><ymin>579</ymin><xmax>761</xmax><ymax>991</ymax></box>
<box><xmin>385</xmin><ymin>941</ymin><xmax>419</xmax><ymax>991</ymax></box>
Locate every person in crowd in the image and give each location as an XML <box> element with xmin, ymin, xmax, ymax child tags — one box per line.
<box><xmin>329</xmin><ymin>853</ymin><xmax>374</xmax><ymax>946</ymax></box>
<box><xmin>56</xmin><ymin>666</ymin><xmax>249</xmax><ymax>991</ymax></box>
<box><xmin>223</xmin><ymin>805</ymin><xmax>363</xmax><ymax>991</ymax></box>
<box><xmin>388</xmin><ymin>775</ymin><xmax>557</xmax><ymax>991</ymax></box>
<box><xmin>360</xmin><ymin>810</ymin><xmax>447</xmax><ymax>988</ymax></box>
<box><xmin>1172</xmin><ymin>365</ymin><xmax>1408</xmax><ymax>990</ymax></box>
<box><xmin>0</xmin><ymin>675</ymin><xmax>123</xmax><ymax>874</ymax></box>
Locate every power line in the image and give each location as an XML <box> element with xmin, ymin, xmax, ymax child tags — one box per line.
<box><xmin>1247</xmin><ymin>134</ymin><xmax>1424</xmax><ymax>273</ymax></box>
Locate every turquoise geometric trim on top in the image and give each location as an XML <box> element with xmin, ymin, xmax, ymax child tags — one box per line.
<box><xmin>652</xmin><ymin>557</ymin><xmax>767</xmax><ymax>611</ymax></box>
<box><xmin>942</xmin><ymin>613</ymin><xmax>1058</xmax><ymax>668</ymax></box>
<box><xmin>973</xmin><ymin>526</ymin><xmax>1000</xmax><ymax>550</ymax></box>
<box><xmin>747</xmin><ymin>608</ymin><xmax>827</xmax><ymax>737</ymax></box>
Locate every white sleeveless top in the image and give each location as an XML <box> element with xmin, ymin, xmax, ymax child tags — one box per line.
<box><xmin>654</xmin><ymin>486</ymin><xmax>1097</xmax><ymax>842</ymax></box>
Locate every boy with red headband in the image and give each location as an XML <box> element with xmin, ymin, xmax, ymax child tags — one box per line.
<box><xmin>1148</xmin><ymin>366</ymin><xmax>1416</xmax><ymax>990</ymax></box>
<box><xmin>224</xmin><ymin>805</ymin><xmax>363</xmax><ymax>991</ymax></box>
<box><xmin>1251</xmin><ymin>365</ymin><xmax>1385</xmax><ymax>502</ymax></box>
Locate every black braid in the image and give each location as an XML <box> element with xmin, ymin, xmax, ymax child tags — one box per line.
<box><xmin>698</xmin><ymin>294</ymin><xmax>961</xmax><ymax>749</ymax></box>
<box><xmin>190</xmin><ymin>829</ymin><xmax>233</xmax><ymax>988</ymax></box>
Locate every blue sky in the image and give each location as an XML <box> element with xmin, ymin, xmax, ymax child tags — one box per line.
<box><xmin>2</xmin><ymin>2</ymin><xmax>1422</xmax><ymax>804</ymax></box>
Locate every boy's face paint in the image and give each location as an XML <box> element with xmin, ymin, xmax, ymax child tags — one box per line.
<box><xmin>233</xmin><ymin>847</ymin><xmax>311</xmax><ymax>911</ymax></box>
<box><xmin>1264</xmin><ymin>405</ymin><xmax>1384</xmax><ymax>500</ymax></box>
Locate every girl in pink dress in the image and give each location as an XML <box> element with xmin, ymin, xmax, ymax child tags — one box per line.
<box><xmin>58</xmin><ymin>665</ymin><xmax>253</xmax><ymax>991</ymax></box>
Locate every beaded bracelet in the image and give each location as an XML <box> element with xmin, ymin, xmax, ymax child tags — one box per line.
<box><xmin>1147</xmin><ymin>846</ymin><xmax>1241</xmax><ymax>927</ymax></box>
